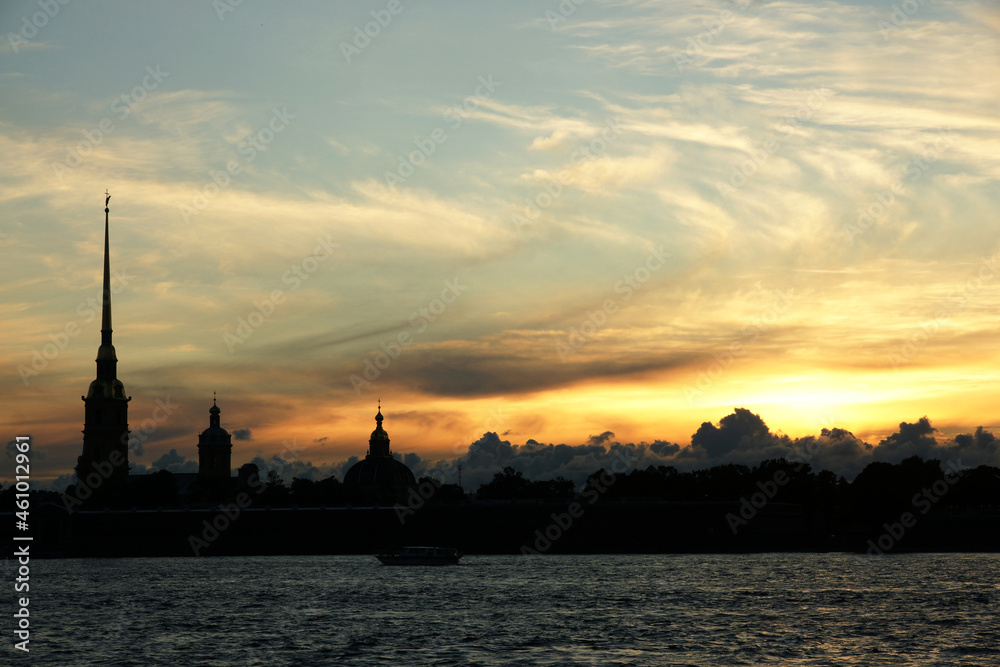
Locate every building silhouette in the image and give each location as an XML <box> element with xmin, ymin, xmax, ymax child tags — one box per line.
<box><xmin>73</xmin><ymin>194</ymin><xmax>413</xmax><ymax>502</ymax></box>
<box><xmin>344</xmin><ymin>404</ymin><xmax>416</xmax><ymax>492</ymax></box>
<box><xmin>77</xmin><ymin>193</ymin><xmax>131</xmax><ymax>484</ymax></box>
<box><xmin>198</xmin><ymin>396</ymin><xmax>233</xmax><ymax>479</ymax></box>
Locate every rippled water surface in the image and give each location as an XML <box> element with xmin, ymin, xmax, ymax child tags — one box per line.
<box><xmin>12</xmin><ymin>553</ymin><xmax>1000</xmax><ymax>665</ymax></box>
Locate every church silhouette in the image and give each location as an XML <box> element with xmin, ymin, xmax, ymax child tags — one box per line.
<box><xmin>74</xmin><ymin>194</ymin><xmax>415</xmax><ymax>501</ymax></box>
<box><xmin>29</xmin><ymin>195</ymin><xmax>1000</xmax><ymax>558</ymax></box>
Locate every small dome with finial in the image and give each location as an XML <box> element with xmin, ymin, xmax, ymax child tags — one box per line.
<box><xmin>343</xmin><ymin>401</ymin><xmax>415</xmax><ymax>490</ymax></box>
<box><xmin>206</xmin><ymin>392</ymin><xmax>223</xmax><ymax>430</ymax></box>
<box><xmin>198</xmin><ymin>391</ymin><xmax>232</xmax><ymax>478</ymax></box>
<box><xmin>370</xmin><ymin>402</ymin><xmax>390</xmax><ymax>452</ymax></box>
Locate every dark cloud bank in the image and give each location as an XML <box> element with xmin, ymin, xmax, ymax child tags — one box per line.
<box><xmin>130</xmin><ymin>409</ymin><xmax>1000</xmax><ymax>491</ymax></box>
<box><xmin>399</xmin><ymin>409</ymin><xmax>1000</xmax><ymax>489</ymax></box>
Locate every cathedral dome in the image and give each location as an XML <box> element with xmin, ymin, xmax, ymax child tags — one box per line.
<box><xmin>343</xmin><ymin>456</ymin><xmax>416</xmax><ymax>487</ymax></box>
<box><xmin>199</xmin><ymin>398</ymin><xmax>231</xmax><ymax>445</ymax></box>
<box><xmin>343</xmin><ymin>405</ymin><xmax>415</xmax><ymax>488</ymax></box>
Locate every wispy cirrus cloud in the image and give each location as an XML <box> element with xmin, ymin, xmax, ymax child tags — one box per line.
<box><xmin>2</xmin><ymin>0</ymin><xmax>998</xmax><ymax>490</ymax></box>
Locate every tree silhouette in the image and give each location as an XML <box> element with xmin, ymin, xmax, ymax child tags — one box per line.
<box><xmin>477</xmin><ymin>466</ymin><xmax>531</xmax><ymax>499</ymax></box>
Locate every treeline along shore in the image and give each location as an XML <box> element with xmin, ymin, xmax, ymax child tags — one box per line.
<box><xmin>3</xmin><ymin>456</ymin><xmax>998</xmax><ymax>557</ymax></box>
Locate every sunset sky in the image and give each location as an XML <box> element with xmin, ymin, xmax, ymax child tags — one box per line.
<box><xmin>3</xmin><ymin>0</ymin><xmax>999</xmax><ymax>490</ymax></box>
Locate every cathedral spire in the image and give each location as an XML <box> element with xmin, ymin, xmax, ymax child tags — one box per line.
<box><xmin>95</xmin><ymin>190</ymin><xmax>118</xmax><ymax>383</ymax></box>
<box><xmin>78</xmin><ymin>190</ymin><xmax>131</xmax><ymax>484</ymax></box>
<box><xmin>101</xmin><ymin>190</ymin><xmax>112</xmax><ymax>346</ymax></box>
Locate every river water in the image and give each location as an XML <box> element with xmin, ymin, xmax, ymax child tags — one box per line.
<box><xmin>9</xmin><ymin>553</ymin><xmax>999</xmax><ymax>665</ymax></box>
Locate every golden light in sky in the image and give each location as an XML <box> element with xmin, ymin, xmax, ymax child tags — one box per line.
<box><xmin>2</xmin><ymin>0</ymin><xmax>999</xmax><ymax>490</ymax></box>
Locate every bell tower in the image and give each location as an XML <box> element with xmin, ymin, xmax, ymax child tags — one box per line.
<box><xmin>198</xmin><ymin>394</ymin><xmax>233</xmax><ymax>478</ymax></box>
<box><xmin>77</xmin><ymin>191</ymin><xmax>131</xmax><ymax>484</ymax></box>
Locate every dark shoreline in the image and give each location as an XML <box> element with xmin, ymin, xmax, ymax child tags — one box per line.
<box><xmin>7</xmin><ymin>501</ymin><xmax>999</xmax><ymax>558</ymax></box>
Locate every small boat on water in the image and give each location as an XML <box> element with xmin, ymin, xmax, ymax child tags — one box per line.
<box><xmin>376</xmin><ymin>546</ymin><xmax>461</xmax><ymax>566</ymax></box>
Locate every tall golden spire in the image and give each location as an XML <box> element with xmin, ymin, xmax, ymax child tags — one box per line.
<box><xmin>101</xmin><ymin>190</ymin><xmax>112</xmax><ymax>346</ymax></box>
<box><xmin>95</xmin><ymin>189</ymin><xmax>117</xmax><ymax>382</ymax></box>
<box><xmin>79</xmin><ymin>189</ymin><xmax>131</xmax><ymax>484</ymax></box>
